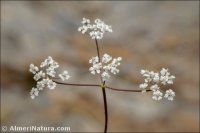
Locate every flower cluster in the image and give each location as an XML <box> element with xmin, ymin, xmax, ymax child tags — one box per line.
<box><xmin>29</xmin><ymin>56</ymin><xmax>70</xmax><ymax>99</ymax></box>
<box><xmin>59</xmin><ymin>71</ymin><xmax>70</xmax><ymax>81</ymax></box>
<box><xmin>139</xmin><ymin>68</ymin><xmax>176</xmax><ymax>101</ymax></box>
<box><xmin>89</xmin><ymin>53</ymin><xmax>122</xmax><ymax>81</ymax></box>
<box><xmin>78</xmin><ymin>18</ymin><xmax>112</xmax><ymax>40</ymax></box>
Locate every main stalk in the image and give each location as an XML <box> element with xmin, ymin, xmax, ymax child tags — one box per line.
<box><xmin>95</xmin><ymin>39</ymin><xmax>108</xmax><ymax>133</ymax></box>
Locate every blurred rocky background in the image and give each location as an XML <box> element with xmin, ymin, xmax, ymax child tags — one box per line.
<box><xmin>1</xmin><ymin>1</ymin><xmax>199</xmax><ymax>132</ymax></box>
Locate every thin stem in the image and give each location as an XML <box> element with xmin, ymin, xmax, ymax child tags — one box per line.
<box><xmin>95</xmin><ymin>38</ymin><xmax>101</xmax><ymax>61</ymax></box>
<box><xmin>105</xmin><ymin>86</ymin><xmax>152</xmax><ymax>92</ymax></box>
<box><xmin>53</xmin><ymin>80</ymin><xmax>100</xmax><ymax>87</ymax></box>
<box><xmin>54</xmin><ymin>80</ymin><xmax>152</xmax><ymax>93</ymax></box>
<box><xmin>102</xmin><ymin>82</ymin><xmax>108</xmax><ymax>133</ymax></box>
<box><xmin>95</xmin><ymin>38</ymin><xmax>104</xmax><ymax>83</ymax></box>
<box><xmin>95</xmin><ymin>39</ymin><xmax>108</xmax><ymax>133</ymax></box>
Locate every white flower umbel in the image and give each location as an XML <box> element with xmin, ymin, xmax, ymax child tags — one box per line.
<box><xmin>139</xmin><ymin>68</ymin><xmax>175</xmax><ymax>101</ymax></box>
<box><xmin>89</xmin><ymin>53</ymin><xmax>122</xmax><ymax>81</ymax></box>
<box><xmin>29</xmin><ymin>56</ymin><xmax>70</xmax><ymax>99</ymax></box>
<box><xmin>78</xmin><ymin>18</ymin><xmax>112</xmax><ymax>40</ymax></box>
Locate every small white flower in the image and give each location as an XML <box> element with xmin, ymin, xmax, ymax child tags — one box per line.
<box><xmin>159</xmin><ymin>68</ymin><xmax>175</xmax><ymax>85</ymax></box>
<box><xmin>167</xmin><ymin>75</ymin><xmax>175</xmax><ymax>84</ymax></box>
<box><xmin>59</xmin><ymin>71</ymin><xmax>70</xmax><ymax>81</ymax></box>
<box><xmin>152</xmin><ymin>73</ymin><xmax>160</xmax><ymax>83</ymax></box>
<box><xmin>36</xmin><ymin>80</ymin><xmax>45</xmax><ymax>90</ymax></box>
<box><xmin>82</xmin><ymin>17</ymin><xmax>90</xmax><ymax>25</ymax></box>
<box><xmin>110</xmin><ymin>67</ymin><xmax>119</xmax><ymax>75</ymax></box>
<box><xmin>50</xmin><ymin>62</ymin><xmax>59</xmax><ymax>69</ymax></box>
<box><xmin>101</xmin><ymin>71</ymin><xmax>110</xmax><ymax>81</ymax></box>
<box><xmin>89</xmin><ymin>67</ymin><xmax>95</xmax><ymax>75</ymax></box>
<box><xmin>78</xmin><ymin>25</ymin><xmax>88</xmax><ymax>34</ymax></box>
<box><xmin>140</xmin><ymin>70</ymin><xmax>152</xmax><ymax>83</ymax></box>
<box><xmin>46</xmin><ymin>56</ymin><xmax>54</xmax><ymax>65</ymax></box>
<box><xmin>46</xmin><ymin>68</ymin><xmax>56</xmax><ymax>77</ymax></box>
<box><xmin>46</xmin><ymin>78</ymin><xmax>56</xmax><ymax>90</ymax></box>
<box><xmin>140</xmin><ymin>69</ymin><xmax>146</xmax><ymax>75</ymax></box>
<box><xmin>30</xmin><ymin>87</ymin><xmax>39</xmax><ymax>99</ymax></box>
<box><xmin>144</xmin><ymin>78</ymin><xmax>151</xmax><ymax>83</ymax></box>
<box><xmin>152</xmin><ymin>90</ymin><xmax>163</xmax><ymax>101</ymax></box>
<box><xmin>40</xmin><ymin>61</ymin><xmax>47</xmax><ymax>68</ymax></box>
<box><xmin>89</xmin><ymin>56</ymin><xmax>99</xmax><ymax>64</ymax></box>
<box><xmin>33</xmin><ymin>70</ymin><xmax>45</xmax><ymax>81</ymax></box>
<box><xmin>94</xmin><ymin>18</ymin><xmax>101</xmax><ymax>24</ymax></box>
<box><xmin>29</xmin><ymin>64</ymin><xmax>39</xmax><ymax>74</ymax></box>
<box><xmin>89</xmin><ymin>62</ymin><xmax>102</xmax><ymax>75</ymax></box>
<box><xmin>160</xmin><ymin>68</ymin><xmax>169</xmax><ymax>76</ymax></box>
<box><xmin>164</xmin><ymin>89</ymin><xmax>175</xmax><ymax>101</ymax></box>
<box><xmin>139</xmin><ymin>83</ymin><xmax>148</xmax><ymax>89</ymax></box>
<box><xmin>150</xmin><ymin>84</ymin><xmax>160</xmax><ymax>91</ymax></box>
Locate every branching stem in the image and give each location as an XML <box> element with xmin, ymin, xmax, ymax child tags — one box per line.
<box><xmin>53</xmin><ymin>80</ymin><xmax>100</xmax><ymax>87</ymax></box>
<box><xmin>105</xmin><ymin>86</ymin><xmax>151</xmax><ymax>92</ymax></box>
<box><xmin>54</xmin><ymin>38</ymin><xmax>150</xmax><ymax>133</ymax></box>
<box><xmin>53</xmin><ymin>80</ymin><xmax>151</xmax><ymax>93</ymax></box>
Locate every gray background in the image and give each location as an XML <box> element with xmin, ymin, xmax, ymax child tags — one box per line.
<box><xmin>1</xmin><ymin>1</ymin><xmax>199</xmax><ymax>132</ymax></box>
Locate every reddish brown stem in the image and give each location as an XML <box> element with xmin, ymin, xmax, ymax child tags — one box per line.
<box><xmin>53</xmin><ymin>80</ymin><xmax>152</xmax><ymax>93</ymax></box>
<box><xmin>53</xmin><ymin>80</ymin><xmax>100</xmax><ymax>87</ymax></box>
<box><xmin>95</xmin><ymin>38</ymin><xmax>101</xmax><ymax>62</ymax></box>
<box><xmin>105</xmin><ymin>86</ymin><xmax>151</xmax><ymax>92</ymax></box>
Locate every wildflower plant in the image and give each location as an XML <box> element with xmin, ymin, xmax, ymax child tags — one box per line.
<box><xmin>29</xmin><ymin>18</ymin><xmax>176</xmax><ymax>133</ymax></box>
